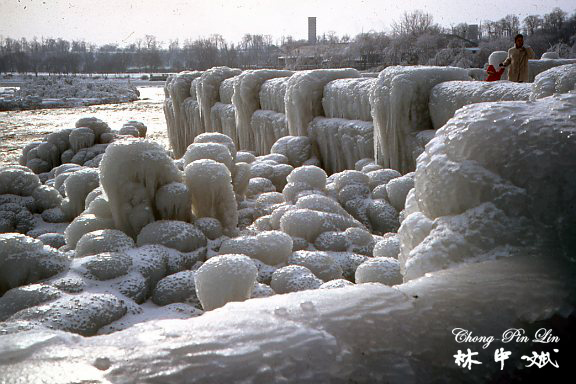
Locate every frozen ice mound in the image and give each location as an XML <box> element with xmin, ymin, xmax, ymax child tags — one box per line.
<box><xmin>0</xmin><ymin>233</ymin><xmax>69</xmax><ymax>294</ymax></box>
<box><xmin>165</xmin><ymin>71</ymin><xmax>203</xmax><ymax>158</ymax></box>
<box><xmin>19</xmin><ymin>117</ymin><xmax>147</xmax><ymax>174</ymax></box>
<box><xmin>270</xmin><ymin>135</ymin><xmax>319</xmax><ymax>168</ymax></box>
<box><xmin>531</xmin><ymin>63</ymin><xmax>576</xmax><ymax>100</ymax></box>
<box><xmin>99</xmin><ymin>139</ymin><xmax>182</xmax><ymax>239</ymax></box>
<box><xmin>355</xmin><ymin>256</ymin><xmax>402</xmax><ymax>285</ymax></box>
<box><xmin>75</xmin><ymin>229</ymin><xmax>135</xmax><ymax>257</ymax></box>
<box><xmin>288</xmin><ymin>250</ymin><xmax>343</xmax><ymax>282</ymax></box>
<box><xmin>270</xmin><ymin>265</ymin><xmax>323</xmax><ymax>293</ymax></box>
<box><xmin>152</xmin><ymin>270</ymin><xmax>201</xmax><ymax>307</ymax></box>
<box><xmin>219</xmin><ymin>230</ymin><xmax>292</xmax><ymax>266</ymax></box>
<box><xmin>429</xmin><ymin>81</ymin><xmax>532</xmax><ymax>129</ymax></box>
<box><xmin>194</xmin><ymin>254</ymin><xmax>257</xmax><ymax>310</ymax></box>
<box><xmin>370</xmin><ymin>66</ymin><xmax>470</xmax><ymax>173</ymax></box>
<box><xmin>0</xmin><ymin>284</ymin><xmax>62</xmax><ymax>322</ymax></box>
<box><xmin>136</xmin><ymin>220</ymin><xmax>206</xmax><ymax>253</ymax></box>
<box><xmin>81</xmin><ymin>251</ymin><xmax>133</xmax><ymax>281</ymax></box>
<box><xmin>185</xmin><ymin>159</ymin><xmax>238</xmax><ymax>236</ymax></box>
<box><xmin>0</xmin><ymin>166</ymin><xmax>63</xmax><ymax>234</ymax></box>
<box><xmin>7</xmin><ymin>292</ymin><xmax>127</xmax><ymax>336</ymax></box>
<box><xmin>260</xmin><ymin>76</ymin><xmax>290</xmax><ymax>113</ymax></box>
<box><xmin>402</xmin><ymin>93</ymin><xmax>576</xmax><ymax>280</ymax></box>
<box><xmin>197</xmin><ymin>67</ymin><xmax>242</xmax><ymax>135</ymax></box>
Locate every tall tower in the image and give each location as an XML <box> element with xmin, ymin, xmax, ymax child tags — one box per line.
<box><xmin>308</xmin><ymin>17</ymin><xmax>317</xmax><ymax>44</ymax></box>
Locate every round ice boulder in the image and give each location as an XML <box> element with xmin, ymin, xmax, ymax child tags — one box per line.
<box><xmin>355</xmin><ymin>257</ymin><xmax>402</xmax><ymax>285</ymax></box>
<box><xmin>136</xmin><ymin>220</ymin><xmax>207</xmax><ymax>253</ymax></box>
<box><xmin>286</xmin><ymin>166</ymin><xmax>327</xmax><ymax>190</ymax></box>
<box><xmin>75</xmin><ymin>229</ymin><xmax>135</xmax><ymax>257</ymax></box>
<box><xmin>0</xmin><ymin>166</ymin><xmax>41</xmax><ymax>196</ymax></box>
<box><xmin>386</xmin><ymin>176</ymin><xmax>414</xmax><ymax>211</ymax></box>
<box><xmin>373</xmin><ymin>234</ymin><xmax>401</xmax><ymax>259</ymax></box>
<box><xmin>0</xmin><ymin>233</ymin><xmax>69</xmax><ymax>294</ymax></box>
<box><xmin>152</xmin><ymin>270</ymin><xmax>201</xmax><ymax>307</ymax></box>
<box><xmin>270</xmin><ymin>265</ymin><xmax>323</xmax><ymax>294</ymax></box>
<box><xmin>288</xmin><ymin>250</ymin><xmax>343</xmax><ymax>282</ymax></box>
<box><xmin>194</xmin><ymin>254</ymin><xmax>257</xmax><ymax>311</ymax></box>
<box><xmin>69</xmin><ymin>127</ymin><xmax>95</xmax><ymax>153</ymax></box>
<box><xmin>82</xmin><ymin>251</ymin><xmax>133</xmax><ymax>281</ymax></box>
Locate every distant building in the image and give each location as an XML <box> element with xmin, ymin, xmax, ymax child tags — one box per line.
<box><xmin>467</xmin><ymin>24</ymin><xmax>479</xmax><ymax>42</ymax></box>
<box><xmin>308</xmin><ymin>17</ymin><xmax>317</xmax><ymax>45</ymax></box>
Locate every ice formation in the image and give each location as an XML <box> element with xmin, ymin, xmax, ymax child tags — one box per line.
<box><xmin>220</xmin><ymin>230</ymin><xmax>292</xmax><ymax>266</ymax></box>
<box><xmin>18</xmin><ymin>117</ymin><xmax>147</xmax><ymax>174</ymax></box>
<box><xmin>197</xmin><ymin>67</ymin><xmax>242</xmax><ymax>134</ymax></box>
<box><xmin>232</xmin><ymin>69</ymin><xmax>292</xmax><ymax>152</ymax></box>
<box><xmin>270</xmin><ymin>135</ymin><xmax>319</xmax><ymax>168</ymax></box>
<box><xmin>322</xmin><ymin>78</ymin><xmax>375</xmax><ymax>121</ymax></box>
<box><xmin>527</xmin><ymin>58</ymin><xmax>576</xmax><ymax>82</ymax></box>
<box><xmin>194</xmin><ymin>254</ymin><xmax>257</xmax><ymax>310</ymax></box>
<box><xmin>99</xmin><ymin>140</ymin><xmax>183</xmax><ymax>239</ymax></box>
<box><xmin>401</xmin><ymin>93</ymin><xmax>576</xmax><ymax>281</ymax></box>
<box><xmin>0</xmin><ymin>165</ymin><xmax>62</xmax><ymax>233</ymax></box>
<box><xmin>270</xmin><ymin>265</ymin><xmax>323</xmax><ymax>293</ymax></box>
<box><xmin>164</xmin><ymin>71</ymin><xmax>203</xmax><ymax>158</ymax></box>
<box><xmin>355</xmin><ymin>257</ymin><xmax>402</xmax><ymax>285</ymax></box>
<box><xmin>429</xmin><ymin>81</ymin><xmax>532</xmax><ymax>129</ymax></box>
<box><xmin>308</xmin><ymin>117</ymin><xmax>373</xmax><ymax>174</ymax></box>
<box><xmin>530</xmin><ymin>63</ymin><xmax>576</xmax><ymax>100</ymax></box>
<box><xmin>369</xmin><ymin>66</ymin><xmax>469</xmax><ymax>173</ymax></box>
<box><xmin>75</xmin><ymin>229</ymin><xmax>135</xmax><ymax>257</ymax></box>
<box><xmin>285</xmin><ymin>68</ymin><xmax>360</xmax><ymax>136</ymax></box>
<box><xmin>136</xmin><ymin>220</ymin><xmax>206</xmax><ymax>253</ymax></box>
<box><xmin>0</xmin><ymin>233</ymin><xmax>69</xmax><ymax>294</ymax></box>
<box><xmin>185</xmin><ymin>159</ymin><xmax>238</xmax><ymax>236</ymax></box>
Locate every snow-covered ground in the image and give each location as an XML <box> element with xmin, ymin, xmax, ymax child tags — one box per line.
<box><xmin>1</xmin><ymin>63</ymin><xmax>575</xmax><ymax>383</ymax></box>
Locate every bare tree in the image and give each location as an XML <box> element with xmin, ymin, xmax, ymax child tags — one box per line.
<box><xmin>392</xmin><ymin>10</ymin><xmax>439</xmax><ymax>37</ymax></box>
<box><xmin>523</xmin><ymin>15</ymin><xmax>543</xmax><ymax>35</ymax></box>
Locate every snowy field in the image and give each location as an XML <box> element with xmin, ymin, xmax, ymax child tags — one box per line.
<box><xmin>1</xmin><ymin>62</ymin><xmax>575</xmax><ymax>383</ymax></box>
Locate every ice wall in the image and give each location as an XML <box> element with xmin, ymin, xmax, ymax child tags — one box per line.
<box><xmin>285</xmin><ymin>68</ymin><xmax>360</xmax><ymax>136</ymax></box>
<box><xmin>197</xmin><ymin>67</ymin><xmax>242</xmax><ymax>134</ymax></box>
<box><xmin>250</xmin><ymin>110</ymin><xmax>289</xmax><ymax>155</ymax></box>
<box><xmin>232</xmin><ymin>69</ymin><xmax>293</xmax><ymax>153</ymax></box>
<box><xmin>429</xmin><ymin>81</ymin><xmax>532</xmax><ymax>129</ymax></box>
<box><xmin>322</xmin><ymin>78</ymin><xmax>375</xmax><ymax>121</ymax></box>
<box><xmin>165</xmin><ymin>71</ymin><xmax>203</xmax><ymax>158</ymax></box>
<box><xmin>210</xmin><ymin>77</ymin><xmax>238</xmax><ymax>147</ymax></box>
<box><xmin>369</xmin><ymin>66</ymin><xmax>469</xmax><ymax>174</ymax></box>
<box><xmin>308</xmin><ymin>118</ymin><xmax>373</xmax><ymax>174</ymax></box>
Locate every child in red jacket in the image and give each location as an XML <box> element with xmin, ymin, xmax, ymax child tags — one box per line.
<box><xmin>486</xmin><ymin>64</ymin><xmax>505</xmax><ymax>81</ymax></box>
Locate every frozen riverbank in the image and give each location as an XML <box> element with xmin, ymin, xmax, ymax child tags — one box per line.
<box><xmin>0</xmin><ymin>86</ymin><xmax>167</xmax><ymax>166</ymax></box>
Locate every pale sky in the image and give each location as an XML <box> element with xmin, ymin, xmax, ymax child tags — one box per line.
<box><xmin>1</xmin><ymin>0</ymin><xmax>574</xmax><ymax>46</ymax></box>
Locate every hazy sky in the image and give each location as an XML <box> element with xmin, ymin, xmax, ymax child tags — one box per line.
<box><xmin>1</xmin><ymin>0</ymin><xmax>574</xmax><ymax>46</ymax></box>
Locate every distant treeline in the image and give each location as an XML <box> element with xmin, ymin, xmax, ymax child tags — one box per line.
<box><xmin>1</xmin><ymin>8</ymin><xmax>574</xmax><ymax>74</ymax></box>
